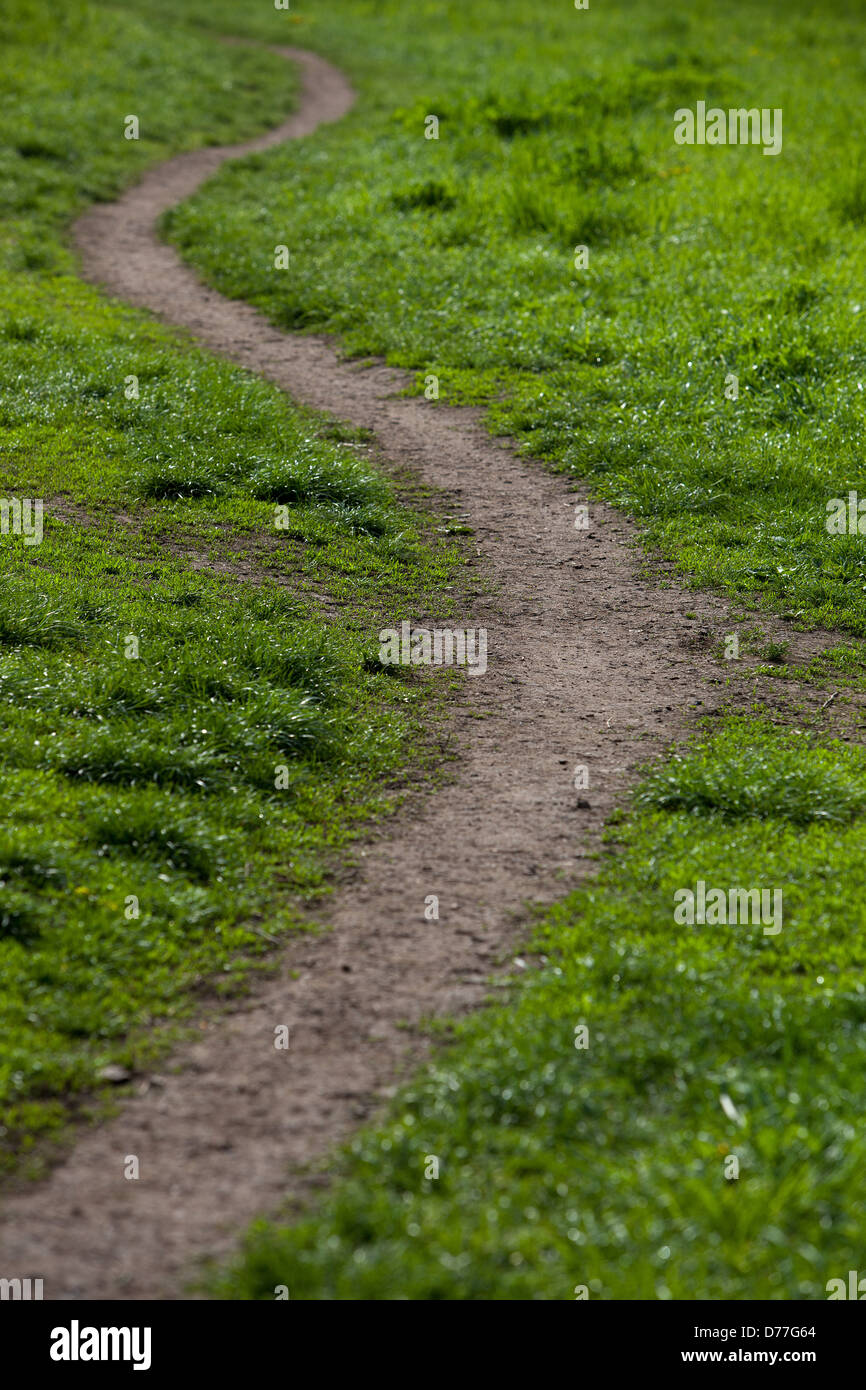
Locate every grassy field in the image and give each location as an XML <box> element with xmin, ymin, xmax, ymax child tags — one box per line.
<box><xmin>0</xmin><ymin>0</ymin><xmax>462</xmax><ymax>1169</ymax></box>
<box><xmin>130</xmin><ymin>0</ymin><xmax>866</xmax><ymax>1297</ymax></box>
<box><xmin>161</xmin><ymin>0</ymin><xmax>866</xmax><ymax>638</ymax></box>
<box><xmin>5</xmin><ymin>0</ymin><xmax>866</xmax><ymax>1300</ymax></box>
<box><xmin>216</xmin><ymin>719</ymin><xmax>866</xmax><ymax>1300</ymax></box>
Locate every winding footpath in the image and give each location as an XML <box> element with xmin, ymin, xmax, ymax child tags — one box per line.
<box><xmin>0</xmin><ymin>45</ymin><xmax>779</xmax><ymax>1298</ymax></box>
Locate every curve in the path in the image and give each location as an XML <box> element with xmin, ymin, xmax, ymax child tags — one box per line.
<box><xmin>0</xmin><ymin>44</ymin><xmax>734</xmax><ymax>1298</ymax></box>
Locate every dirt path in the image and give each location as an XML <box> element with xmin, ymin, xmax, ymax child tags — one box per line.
<box><xmin>0</xmin><ymin>44</ymin><xmax>831</xmax><ymax>1299</ymax></box>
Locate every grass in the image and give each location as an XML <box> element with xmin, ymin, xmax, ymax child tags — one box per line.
<box><xmin>0</xmin><ymin>520</ymin><xmax>443</xmax><ymax>1166</ymax></box>
<box><xmin>213</xmin><ymin>719</ymin><xmax>866</xmax><ymax>1300</ymax></box>
<box><xmin>0</xmin><ymin>0</ymin><xmax>298</xmax><ymax>277</ymax></box>
<box><xmin>160</xmin><ymin>0</ymin><xmax>866</xmax><ymax>637</ymax></box>
<box><xmin>5</xmin><ymin>0</ymin><xmax>866</xmax><ymax>1302</ymax></box>
<box><xmin>0</xmin><ymin>0</ymin><xmax>466</xmax><ymax>1170</ymax></box>
<box><xmin>121</xmin><ymin>0</ymin><xmax>866</xmax><ymax>1298</ymax></box>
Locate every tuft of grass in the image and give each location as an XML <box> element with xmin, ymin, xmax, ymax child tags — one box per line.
<box><xmin>635</xmin><ymin>721</ymin><xmax>866</xmax><ymax>825</ymax></box>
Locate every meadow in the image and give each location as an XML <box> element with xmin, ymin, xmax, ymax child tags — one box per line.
<box><xmin>0</xmin><ymin>0</ymin><xmax>461</xmax><ymax>1169</ymax></box>
<box><xmin>216</xmin><ymin>720</ymin><xmax>866</xmax><ymax>1300</ymax></box>
<box><xmin>163</xmin><ymin>0</ymin><xmax>866</xmax><ymax>636</ymax></box>
<box><xmin>3</xmin><ymin>0</ymin><xmax>866</xmax><ymax>1299</ymax></box>
<box><xmin>152</xmin><ymin>0</ymin><xmax>866</xmax><ymax>1297</ymax></box>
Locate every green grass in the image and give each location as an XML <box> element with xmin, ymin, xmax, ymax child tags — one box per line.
<box><xmin>0</xmin><ymin>0</ymin><xmax>465</xmax><ymax>1169</ymax></box>
<box><xmin>116</xmin><ymin>0</ymin><xmax>866</xmax><ymax>1299</ymax></box>
<box><xmin>0</xmin><ymin>0</ymin><xmax>298</xmax><ymax>277</ymax></box>
<box><xmin>161</xmin><ymin>0</ymin><xmax>866</xmax><ymax>635</ymax></box>
<box><xmin>0</xmin><ymin>519</ymin><xmax>448</xmax><ymax>1166</ymax></box>
<box><xmin>215</xmin><ymin>719</ymin><xmax>866</xmax><ymax>1300</ymax></box>
<box><xmin>6</xmin><ymin>0</ymin><xmax>866</xmax><ymax>1303</ymax></box>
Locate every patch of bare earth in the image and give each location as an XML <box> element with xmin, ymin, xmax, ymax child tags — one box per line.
<box><xmin>0</xmin><ymin>45</ymin><xmax>861</xmax><ymax>1299</ymax></box>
